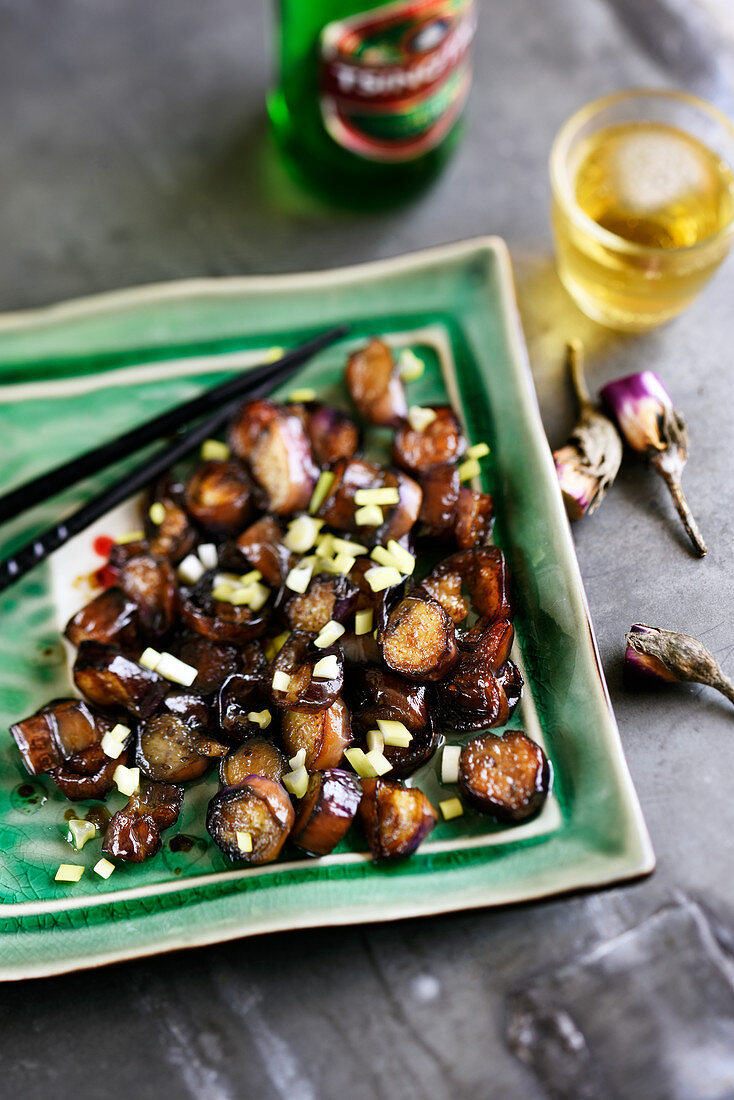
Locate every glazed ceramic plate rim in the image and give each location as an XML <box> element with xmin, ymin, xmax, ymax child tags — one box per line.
<box><xmin>0</xmin><ymin>237</ymin><xmax>654</xmax><ymax>978</ymax></box>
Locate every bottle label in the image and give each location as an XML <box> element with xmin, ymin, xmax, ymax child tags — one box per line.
<box><xmin>320</xmin><ymin>0</ymin><xmax>477</xmax><ymax>163</ymax></box>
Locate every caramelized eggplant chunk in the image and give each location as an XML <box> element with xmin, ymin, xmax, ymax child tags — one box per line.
<box><xmin>436</xmin><ymin>619</ymin><xmax>517</xmax><ymax>731</ymax></box>
<box><xmin>184</xmin><ymin>460</ymin><xmax>253</xmax><ymax>535</ymax></box>
<box><xmin>219</xmin><ymin>673</ymin><xmax>272</xmax><ymax>741</ymax></box>
<box><xmin>417</xmin><ymin>546</ymin><xmax>512</xmax><ymax>627</ymax></box>
<box><xmin>376</xmin><ymin>470</ymin><xmax>423</xmax><ymax>545</ymax></box>
<box><xmin>180</xmin><ymin>572</ymin><xmax>268</xmax><ymax>644</ymax></box>
<box><xmin>379</xmin><ymin>596</ymin><xmax>459</xmax><ymax>682</ymax></box>
<box><xmin>418</xmin><ymin>465</ymin><xmax>460</xmax><ymax>538</ymax></box>
<box><xmin>136</xmin><ymin>712</ymin><xmax>225</xmax><ymax>783</ymax></box>
<box><xmin>497</xmin><ymin>659</ymin><xmax>523</xmax><ymax>716</ymax></box>
<box><xmin>235</xmin><ymin>516</ymin><xmax>292</xmax><ymax>588</ymax></box>
<box><xmin>10</xmin><ymin>698</ymin><xmax>113</xmax><ymax>775</ymax></box>
<box><xmin>160</xmin><ymin>688</ymin><xmax>213</xmax><ymax>732</ymax></box>
<box><xmin>206</xmin><ymin>776</ymin><xmax>294</xmax><ymax>863</ymax></box>
<box><xmin>238</xmin><ymin>640</ymin><xmax>269</xmax><ymax>683</ymax></box>
<box><xmin>344</xmin><ymin>666</ymin><xmax>429</xmax><ymax>737</ymax></box>
<box><xmin>103</xmin><ymin>781</ymin><xmax>183</xmax><ymax>862</ymax></box>
<box><xmin>227</xmin><ymin>398</ymin><xmax>280</xmax><ymax>462</ymax></box>
<box><xmin>219</xmin><ymin>738</ymin><xmax>286</xmax><ymax>787</ymax></box>
<box><xmin>176</xmin><ymin>635</ymin><xmax>238</xmax><ymax>695</ymax></box>
<box><xmin>304</xmin><ymin>403</ymin><xmax>360</xmax><ymax>466</ymax></box>
<box><xmin>146</xmin><ymin>496</ymin><xmax>197</xmax><ymax>563</ymax></box>
<box><xmin>118</xmin><ymin>552</ymin><xmax>177</xmax><ymax>637</ymax></box>
<box><xmin>416</xmin><ymin>570</ymin><xmax>468</xmax><ymax>626</ymax></box>
<box><xmin>64</xmin><ymin>587</ymin><xmax>139</xmax><ymax>648</ymax></box>
<box><xmin>340</xmin><ymin>630</ymin><xmax>380</xmax><ymax>665</ymax></box>
<box><xmin>454</xmin><ymin>488</ymin><xmax>494</xmax><ymax>549</ymax></box>
<box><xmin>459</xmin><ymin>730</ymin><xmax>550</xmax><ymax>823</ymax></box>
<box><xmin>284</xmin><ymin>573</ymin><xmax>359</xmax><ymax>633</ymax></box>
<box><xmin>345</xmin><ymin>339</ymin><xmax>407</xmax><ymax>427</ymax></box>
<box><xmin>51</xmin><ymin>744</ymin><xmax>129</xmax><ymax>801</ymax></box>
<box><xmin>393</xmin><ymin>406</ymin><xmax>466</xmax><ymax>475</ymax></box>
<box><xmin>292</xmin><ymin>769</ymin><xmax>361</xmax><ymax>857</ymax></box>
<box><xmin>107</xmin><ymin>539</ymin><xmax>149</xmax><ymax>571</ymax></box>
<box><xmin>357</xmin><ymin>778</ymin><xmax>437</xmax><ymax>861</ymax></box>
<box><xmin>248</xmin><ymin>410</ymin><xmax>318</xmax><ymax>515</ymax></box>
<box><xmin>270</xmin><ymin>632</ymin><xmax>344</xmax><ymax>711</ymax></box>
<box><xmin>317</xmin><ymin>458</ymin><xmax>421</xmax><ymax>546</ymax></box>
<box><xmin>74</xmin><ymin>641</ymin><xmax>167</xmax><ymax>718</ymax></box>
<box><xmin>281</xmin><ymin>696</ymin><xmax>352</xmax><ymax>770</ymax></box>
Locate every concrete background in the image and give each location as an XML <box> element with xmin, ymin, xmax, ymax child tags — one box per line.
<box><xmin>2</xmin><ymin>1</ymin><xmax>734</xmax><ymax>1096</ymax></box>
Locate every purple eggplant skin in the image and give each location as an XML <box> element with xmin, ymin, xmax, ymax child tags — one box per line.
<box><xmin>248</xmin><ymin>411</ymin><xmax>319</xmax><ymax>516</ymax></box>
<box><xmin>179</xmin><ymin>571</ymin><xmax>269</xmax><ymax>644</ymax></box>
<box><xmin>345</xmin><ymin>338</ymin><xmax>407</xmax><ymax>428</ymax></box>
<box><xmin>175</xmin><ymin>635</ymin><xmax>239</xmax><ymax>695</ymax></box>
<box><xmin>357</xmin><ymin>778</ymin><xmax>437</xmax><ymax>861</ymax></box>
<box><xmin>283</xmin><ymin>573</ymin><xmax>359</xmax><ymax>633</ymax></box>
<box><xmin>392</xmin><ymin>406</ymin><xmax>467</xmax><ymax>475</ymax></box>
<box><xmin>417</xmin><ymin>546</ymin><xmax>512</xmax><ymax>627</ymax></box>
<box><xmin>280</xmin><ymin>696</ymin><xmax>352</xmax><ymax>770</ymax></box>
<box><xmin>117</xmin><ymin>552</ymin><xmax>177</xmax><ymax>638</ymax></box>
<box><xmin>379</xmin><ymin>595</ymin><xmax>459</xmax><ymax>683</ymax></box>
<box><xmin>227</xmin><ymin>399</ymin><xmax>280</xmax><ymax>462</ymax></box>
<box><xmin>184</xmin><ymin>459</ymin><xmax>253</xmax><ymax>535</ymax></box>
<box><xmin>291</xmin><ymin>769</ymin><xmax>362</xmax><ymax>857</ymax></box>
<box><xmin>219</xmin><ymin>673</ymin><xmax>273</xmax><ymax>741</ymax></box>
<box><xmin>136</xmin><ymin>712</ymin><xmax>217</xmax><ymax>783</ymax></box>
<box><xmin>103</xmin><ymin>781</ymin><xmax>184</xmax><ymax>863</ymax></box>
<box><xmin>145</xmin><ymin>494</ymin><xmax>197</xmax><ymax>564</ymax></box>
<box><xmin>459</xmin><ymin>730</ymin><xmax>551</xmax><ymax>823</ymax></box>
<box><xmin>418</xmin><ymin>465</ymin><xmax>460</xmax><ymax>539</ymax></box>
<box><xmin>315</xmin><ymin>457</ymin><xmax>421</xmax><ymax>547</ymax></box>
<box><xmin>375</xmin><ymin>470</ymin><xmax>423</xmax><ymax>546</ymax></box>
<box><xmin>235</xmin><ymin>515</ymin><xmax>293</xmax><ymax>588</ymax></box>
<box><xmin>453</xmin><ymin>488</ymin><xmax>494</xmax><ymax>549</ymax></box>
<box><xmin>303</xmin><ymin>403</ymin><xmax>360</xmax><ymax>466</ymax></box>
<box><xmin>219</xmin><ymin>738</ymin><xmax>287</xmax><ymax>787</ymax></box>
<box><xmin>435</xmin><ymin>619</ymin><xmax>516</xmax><ymax>732</ymax></box>
<box><xmin>64</xmin><ymin>587</ymin><xmax>140</xmax><ymax>649</ymax></box>
<box><xmin>10</xmin><ymin>698</ymin><xmax>113</xmax><ymax>775</ymax></box>
<box><xmin>51</xmin><ymin>744</ymin><xmax>130</xmax><ymax>801</ymax></box>
<box><xmin>206</xmin><ymin>776</ymin><xmax>295</xmax><ymax>864</ymax></box>
<box><xmin>269</xmin><ymin>632</ymin><xmax>344</xmax><ymax>712</ymax></box>
<box><xmin>343</xmin><ymin>666</ymin><xmax>430</xmax><ymax>738</ymax></box>
<box><xmin>340</xmin><ymin>630</ymin><xmax>381</xmax><ymax>666</ymax></box>
<box><xmin>73</xmin><ymin>641</ymin><xmax>168</xmax><ymax>719</ymax></box>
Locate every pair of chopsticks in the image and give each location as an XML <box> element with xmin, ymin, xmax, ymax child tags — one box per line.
<box><xmin>0</xmin><ymin>324</ymin><xmax>348</xmax><ymax>594</ymax></box>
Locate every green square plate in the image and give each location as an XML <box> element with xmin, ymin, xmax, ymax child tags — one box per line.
<box><xmin>0</xmin><ymin>238</ymin><xmax>653</xmax><ymax>979</ymax></box>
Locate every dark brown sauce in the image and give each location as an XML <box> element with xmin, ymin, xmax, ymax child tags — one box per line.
<box><xmin>63</xmin><ymin>807</ymin><xmax>77</xmax><ymax>821</ymax></box>
<box><xmin>169</xmin><ymin>834</ymin><xmax>195</xmax><ymax>853</ymax></box>
<box><xmin>18</xmin><ymin>784</ymin><xmax>36</xmax><ymax>799</ymax></box>
<box><xmin>84</xmin><ymin>806</ymin><xmax>111</xmax><ymax>830</ymax></box>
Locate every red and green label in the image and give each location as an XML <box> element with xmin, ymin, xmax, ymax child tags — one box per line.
<box><xmin>320</xmin><ymin>0</ymin><xmax>477</xmax><ymax>163</ymax></box>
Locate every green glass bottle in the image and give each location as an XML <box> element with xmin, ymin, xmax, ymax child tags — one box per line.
<box><xmin>268</xmin><ymin>0</ymin><xmax>478</xmax><ymax>206</ymax></box>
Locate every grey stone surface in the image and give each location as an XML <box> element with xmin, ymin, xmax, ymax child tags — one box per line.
<box><xmin>2</xmin><ymin>1</ymin><xmax>734</xmax><ymax>1097</ymax></box>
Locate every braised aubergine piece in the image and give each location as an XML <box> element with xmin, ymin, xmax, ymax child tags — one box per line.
<box><xmin>357</xmin><ymin>778</ymin><xmax>437</xmax><ymax>861</ymax></box>
<box><xmin>345</xmin><ymin>338</ymin><xmax>407</xmax><ymax>427</ymax></box>
<box><xmin>418</xmin><ymin>465</ymin><xmax>460</xmax><ymax>539</ymax></box>
<box><xmin>235</xmin><ymin>516</ymin><xmax>292</xmax><ymax>588</ymax></box>
<box><xmin>227</xmin><ymin>398</ymin><xmax>280</xmax><ymax>462</ymax></box>
<box><xmin>103</xmin><ymin>781</ymin><xmax>184</xmax><ymax>862</ymax></box>
<box><xmin>459</xmin><ymin>730</ymin><xmax>550</xmax><ymax>823</ymax></box>
<box><xmin>291</xmin><ymin>768</ymin><xmax>362</xmax><ymax>857</ymax></box>
<box><xmin>136</xmin><ymin>712</ymin><xmax>225</xmax><ymax>783</ymax></box>
<box><xmin>303</xmin><ymin>403</ymin><xmax>360</xmax><ymax>466</ymax></box>
<box><xmin>206</xmin><ymin>776</ymin><xmax>295</xmax><ymax>863</ymax></box>
<box><xmin>437</xmin><ymin>618</ymin><xmax>516</xmax><ymax>731</ymax></box>
<box><xmin>344</xmin><ymin>666</ymin><xmax>430</xmax><ymax>737</ymax></box>
<box><xmin>10</xmin><ymin>698</ymin><xmax>113</xmax><ymax>775</ymax></box>
<box><xmin>64</xmin><ymin>587</ymin><xmax>139</xmax><ymax>649</ymax></box>
<box><xmin>284</xmin><ymin>573</ymin><xmax>359</xmax><ymax>633</ymax></box>
<box><xmin>219</xmin><ymin>738</ymin><xmax>286</xmax><ymax>787</ymax></box>
<box><xmin>160</xmin><ymin>688</ymin><xmax>213</xmax><ymax>732</ymax></box>
<box><xmin>51</xmin><ymin>744</ymin><xmax>129</xmax><ymax>801</ymax></box>
<box><xmin>379</xmin><ymin>595</ymin><xmax>459</xmax><ymax>682</ymax></box>
<box><xmin>393</xmin><ymin>406</ymin><xmax>466</xmax><ymax>475</ymax></box>
<box><xmin>269</xmin><ymin>632</ymin><xmax>344</xmax><ymax>711</ymax></box>
<box><xmin>248</xmin><ymin>409</ymin><xmax>318</xmax><ymax>515</ymax></box>
<box><xmin>218</xmin><ymin>673</ymin><xmax>271</xmax><ymax>741</ymax></box>
<box><xmin>376</xmin><ymin>470</ymin><xmax>423</xmax><ymax>546</ymax></box>
<box><xmin>118</xmin><ymin>552</ymin><xmax>177</xmax><ymax>637</ymax></box>
<box><xmin>176</xmin><ymin>635</ymin><xmax>239</xmax><ymax>695</ymax></box>
<box><xmin>417</xmin><ymin>546</ymin><xmax>512</xmax><ymax>628</ymax></box>
<box><xmin>145</xmin><ymin>494</ymin><xmax>197</xmax><ymax>563</ymax></box>
<box><xmin>180</xmin><ymin>572</ymin><xmax>269</xmax><ymax>644</ymax></box>
<box><xmin>454</xmin><ymin>488</ymin><xmax>494</xmax><ymax>549</ymax></box>
<box><xmin>184</xmin><ymin>459</ymin><xmax>253</xmax><ymax>534</ymax></box>
<box><xmin>281</xmin><ymin>696</ymin><xmax>352</xmax><ymax>770</ymax></box>
<box><xmin>73</xmin><ymin>641</ymin><xmax>168</xmax><ymax>718</ymax></box>
<box><xmin>316</xmin><ymin>457</ymin><xmax>421</xmax><ymax>546</ymax></box>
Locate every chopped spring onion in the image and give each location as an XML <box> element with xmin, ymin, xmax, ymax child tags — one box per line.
<box><xmin>315</xmin><ymin>532</ymin><xmax>336</xmax><ymax>558</ymax></box>
<box><xmin>212</xmin><ymin>582</ymin><xmax>237</xmax><ymax>602</ymax></box>
<box><xmin>272</xmin><ymin>670</ymin><xmax>292</xmax><ymax>693</ymax></box>
<box><xmin>439</xmin><ymin>797</ymin><xmax>464</xmax><ymax>821</ymax></box>
<box><xmin>466</xmin><ymin>442</ymin><xmax>490</xmax><ymax>460</ymax></box>
<box><xmin>284</xmin><ymin>515</ymin><xmax>324</xmax><ymax>553</ymax></box>
<box><xmin>93</xmin><ymin>857</ymin><xmax>116</xmax><ymax>879</ymax></box>
<box><xmin>309</xmin><ymin>471</ymin><xmax>335</xmax><ymax>515</ymax></box>
<box><xmin>344</xmin><ymin>747</ymin><xmax>378</xmax><ymax>779</ymax></box>
<box><xmin>330</xmin><ymin>553</ymin><xmax>357</xmax><ymax>575</ymax></box>
<box><xmin>200</xmin><ymin>438</ymin><xmax>230</xmax><ymax>461</ymax></box>
<box><xmin>115</xmin><ymin>529</ymin><xmax>144</xmax><ymax>545</ymax></box>
<box><xmin>355</xmin><ymin>608</ymin><xmax>373</xmax><ymax>636</ymax></box>
<box><xmin>458</xmin><ymin>457</ymin><xmax>481</xmax><ymax>483</ymax></box>
<box><xmin>370</xmin><ymin>545</ymin><xmax>396</xmax><ymax>568</ymax></box>
<box><xmin>283</xmin><ymin>765</ymin><xmax>309</xmax><ymax>799</ymax></box>
<box><xmin>354</xmin><ymin>487</ymin><xmax>400</xmax><ymax>507</ymax></box>
<box><xmin>156</xmin><ymin>652</ymin><xmax>198</xmax><ymax>687</ymax></box>
<box><xmin>101</xmin><ymin>722</ymin><xmax>130</xmax><ymax>760</ymax></box>
<box><xmin>265</xmin><ymin>631</ymin><xmax>290</xmax><ymax>661</ymax></box>
<box><xmin>441</xmin><ymin>745</ymin><xmax>461</xmax><ymax>784</ymax></box>
<box><xmin>148</xmin><ymin>501</ymin><xmax>167</xmax><ymax>526</ymax></box>
<box><xmin>312</xmin><ymin>654</ymin><xmax>339</xmax><ymax>680</ymax></box>
<box><xmin>178</xmin><ymin>554</ymin><xmax>206</xmax><ymax>585</ymax></box>
<box><xmin>331</xmin><ymin>537</ymin><xmax>368</xmax><ymax>557</ymax></box>
<box><xmin>314</xmin><ymin>620</ymin><xmax>345</xmax><ymax>649</ymax></box>
<box><xmin>366</xmin><ymin>729</ymin><xmax>385</xmax><ymax>752</ymax></box>
<box><xmin>239</xmin><ymin>569</ymin><xmax>263</xmax><ymax>585</ymax></box>
<box><xmin>365</xmin><ymin>565</ymin><xmax>402</xmax><ymax>592</ymax></box>
<box><xmin>197</xmin><ymin>542</ymin><xmax>218</xmax><ymax>570</ymax></box>
<box><xmin>398</xmin><ymin>348</ymin><xmax>425</xmax><ymax>381</ymax></box>
<box><xmin>113</xmin><ymin>764</ymin><xmax>140</xmax><ymax>797</ymax></box>
<box><xmin>67</xmin><ymin>819</ymin><xmax>97</xmax><ymax>851</ymax></box>
<box><xmin>285</xmin><ymin>560</ymin><xmax>314</xmax><ymax>594</ymax></box>
<box><xmin>355</xmin><ymin>504</ymin><xmax>384</xmax><ymax>527</ymax></box>
<box><xmin>236</xmin><ymin>831</ymin><xmax>254</xmax><ymax>853</ymax></box>
<box><xmin>364</xmin><ymin>747</ymin><xmax>392</xmax><ymax>776</ymax></box>
<box><xmin>139</xmin><ymin>647</ymin><xmax>162</xmax><ymax>671</ymax></box>
<box><xmin>288</xmin><ymin>387</ymin><xmax>316</xmax><ymax>403</ymax></box>
<box><xmin>386</xmin><ymin>539</ymin><xmax>416</xmax><ymax>575</ymax></box>
<box><xmin>289</xmin><ymin>747</ymin><xmax>307</xmax><ymax>771</ymax></box>
<box><xmin>55</xmin><ymin>863</ymin><xmax>84</xmax><ymax>883</ymax></box>
<box><xmin>407</xmin><ymin>406</ymin><xmax>437</xmax><ymax>432</ymax></box>
<box><xmin>248</xmin><ymin>709</ymin><xmax>272</xmax><ymax>730</ymax></box>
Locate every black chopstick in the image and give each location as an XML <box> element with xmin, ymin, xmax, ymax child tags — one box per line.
<box><xmin>0</xmin><ymin>324</ymin><xmax>349</xmax><ymax>595</ymax></box>
<box><xmin>0</xmin><ymin>324</ymin><xmax>348</xmax><ymax>526</ymax></box>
